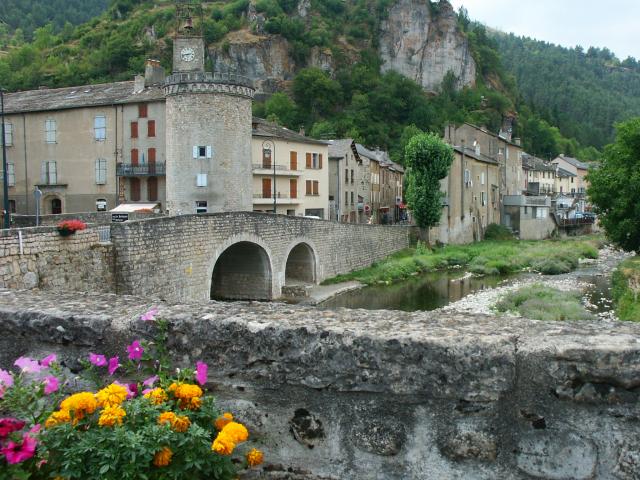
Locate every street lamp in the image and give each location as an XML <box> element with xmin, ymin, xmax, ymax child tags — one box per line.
<box><xmin>261</xmin><ymin>140</ymin><xmax>276</xmax><ymax>214</ymax></box>
<box><xmin>0</xmin><ymin>87</ymin><xmax>9</xmax><ymax>229</ymax></box>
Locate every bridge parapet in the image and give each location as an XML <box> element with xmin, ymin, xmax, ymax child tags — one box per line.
<box><xmin>1</xmin><ymin>289</ymin><xmax>639</xmax><ymax>479</ymax></box>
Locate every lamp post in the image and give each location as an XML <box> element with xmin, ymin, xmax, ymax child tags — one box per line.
<box><xmin>0</xmin><ymin>88</ymin><xmax>9</xmax><ymax>229</ymax></box>
<box><xmin>261</xmin><ymin>140</ymin><xmax>276</xmax><ymax>214</ymax></box>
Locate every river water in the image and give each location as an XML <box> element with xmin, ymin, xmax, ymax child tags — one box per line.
<box><xmin>319</xmin><ymin>246</ymin><xmax>629</xmax><ymax>319</ymax></box>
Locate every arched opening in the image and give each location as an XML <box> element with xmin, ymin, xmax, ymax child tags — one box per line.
<box><xmin>211</xmin><ymin>242</ymin><xmax>272</xmax><ymax>301</ymax></box>
<box><xmin>285</xmin><ymin>243</ymin><xmax>316</xmax><ymax>285</ymax></box>
<box><xmin>43</xmin><ymin>196</ymin><xmax>62</xmax><ymax>215</ymax></box>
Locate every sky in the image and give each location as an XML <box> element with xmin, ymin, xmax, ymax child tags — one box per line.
<box><xmin>449</xmin><ymin>0</ymin><xmax>639</xmax><ymax>60</ymax></box>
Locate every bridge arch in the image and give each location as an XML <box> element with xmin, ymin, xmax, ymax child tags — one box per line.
<box><xmin>209</xmin><ymin>235</ymin><xmax>274</xmax><ymax>301</ymax></box>
<box><xmin>283</xmin><ymin>240</ymin><xmax>319</xmax><ymax>285</ymax></box>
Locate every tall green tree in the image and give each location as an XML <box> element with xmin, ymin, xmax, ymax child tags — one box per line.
<box><xmin>404</xmin><ymin>133</ymin><xmax>453</xmax><ymax>229</ymax></box>
<box><xmin>587</xmin><ymin>118</ymin><xmax>640</xmax><ymax>251</ymax></box>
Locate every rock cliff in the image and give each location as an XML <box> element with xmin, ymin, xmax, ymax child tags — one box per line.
<box><xmin>379</xmin><ymin>0</ymin><xmax>476</xmax><ymax>92</ymax></box>
<box><xmin>209</xmin><ymin>0</ymin><xmax>475</xmax><ymax>95</ymax></box>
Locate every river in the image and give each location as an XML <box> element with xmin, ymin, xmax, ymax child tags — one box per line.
<box><xmin>319</xmin><ymin>245</ymin><xmax>629</xmax><ymax>320</ymax></box>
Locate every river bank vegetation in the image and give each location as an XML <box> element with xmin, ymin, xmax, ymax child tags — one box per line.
<box><xmin>493</xmin><ymin>284</ymin><xmax>595</xmax><ymax>321</ymax></box>
<box><xmin>323</xmin><ymin>236</ymin><xmax>601</xmax><ymax>285</ymax></box>
<box><xmin>612</xmin><ymin>256</ymin><xmax>640</xmax><ymax>321</ymax></box>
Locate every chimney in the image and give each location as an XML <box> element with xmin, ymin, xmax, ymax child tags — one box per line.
<box><xmin>133</xmin><ymin>75</ymin><xmax>145</xmax><ymax>94</ymax></box>
<box><xmin>299</xmin><ymin>125</ymin><xmax>305</xmax><ymax>136</ymax></box>
<box><xmin>513</xmin><ymin>137</ymin><xmax>521</xmax><ymax>146</ymax></box>
<box><xmin>144</xmin><ymin>59</ymin><xmax>166</xmax><ymax>86</ymax></box>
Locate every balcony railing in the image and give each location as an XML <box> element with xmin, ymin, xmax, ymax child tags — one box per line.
<box><xmin>117</xmin><ymin>163</ymin><xmax>166</xmax><ymax>176</ymax></box>
<box><xmin>253</xmin><ymin>193</ymin><xmax>297</xmax><ymax>199</ymax></box>
<box><xmin>165</xmin><ymin>72</ymin><xmax>254</xmax><ymax>88</ymax></box>
<box><xmin>252</xmin><ymin>164</ymin><xmax>300</xmax><ymax>174</ymax></box>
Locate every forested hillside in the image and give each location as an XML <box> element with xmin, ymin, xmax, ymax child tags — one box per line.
<box><xmin>494</xmin><ymin>33</ymin><xmax>640</xmax><ymax>150</ymax></box>
<box><xmin>0</xmin><ymin>0</ymin><xmax>108</xmax><ymax>40</ymax></box>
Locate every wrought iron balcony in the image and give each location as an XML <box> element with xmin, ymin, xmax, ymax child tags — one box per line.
<box><xmin>252</xmin><ymin>164</ymin><xmax>302</xmax><ymax>175</ymax></box>
<box><xmin>117</xmin><ymin>163</ymin><xmax>166</xmax><ymax>176</ymax></box>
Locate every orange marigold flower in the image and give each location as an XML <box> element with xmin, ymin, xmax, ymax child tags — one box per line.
<box><xmin>212</xmin><ymin>432</ymin><xmax>235</xmax><ymax>456</ymax></box>
<box><xmin>144</xmin><ymin>388</ymin><xmax>168</xmax><ymax>405</ymax></box>
<box><xmin>179</xmin><ymin>396</ymin><xmax>202</xmax><ymax>411</ymax></box>
<box><xmin>214</xmin><ymin>412</ymin><xmax>233</xmax><ymax>431</ymax></box>
<box><xmin>96</xmin><ymin>383</ymin><xmax>128</xmax><ymax>408</ymax></box>
<box><xmin>45</xmin><ymin>409</ymin><xmax>71</xmax><ymax>428</ymax></box>
<box><xmin>157</xmin><ymin>411</ymin><xmax>177</xmax><ymax>426</ymax></box>
<box><xmin>98</xmin><ymin>405</ymin><xmax>126</xmax><ymax>427</ymax></box>
<box><xmin>171</xmin><ymin>383</ymin><xmax>203</xmax><ymax>400</ymax></box>
<box><xmin>246</xmin><ymin>448</ymin><xmax>264</xmax><ymax>467</ymax></box>
<box><xmin>60</xmin><ymin>392</ymin><xmax>97</xmax><ymax>420</ymax></box>
<box><xmin>153</xmin><ymin>447</ymin><xmax>173</xmax><ymax>467</ymax></box>
<box><xmin>222</xmin><ymin>422</ymin><xmax>249</xmax><ymax>443</ymax></box>
<box><xmin>172</xmin><ymin>415</ymin><xmax>191</xmax><ymax>433</ymax></box>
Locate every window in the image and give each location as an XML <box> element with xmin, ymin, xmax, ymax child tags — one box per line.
<box><xmin>196</xmin><ymin>173</ymin><xmax>208</xmax><ymax>187</ymax></box>
<box><xmin>262</xmin><ymin>148</ymin><xmax>272</xmax><ymax>168</ymax></box>
<box><xmin>351</xmin><ymin>192</ymin><xmax>354</xmax><ymax>205</ymax></box>
<box><xmin>6</xmin><ymin>163</ymin><xmax>15</xmax><ymax>187</ymax></box>
<box><xmin>351</xmin><ymin>170</ymin><xmax>354</xmax><ymax>184</ymax></box>
<box><xmin>262</xmin><ymin>178</ymin><xmax>272</xmax><ymax>198</ymax></box>
<box><xmin>536</xmin><ymin>208</ymin><xmax>547</xmax><ymax>219</ymax></box>
<box><xmin>51</xmin><ymin>198</ymin><xmax>62</xmax><ymax>214</ymax></box>
<box><xmin>345</xmin><ymin>192</ymin><xmax>348</xmax><ymax>205</ymax></box>
<box><xmin>94</xmin><ymin>116</ymin><xmax>106</xmax><ymax>141</ymax></box>
<box><xmin>147</xmin><ymin>120</ymin><xmax>156</xmax><ymax>138</ymax></box>
<box><xmin>138</xmin><ymin>104</ymin><xmax>148</xmax><ymax>118</ymax></box>
<box><xmin>481</xmin><ymin>172</ymin><xmax>485</xmax><ymax>185</ymax></box>
<box><xmin>130</xmin><ymin>121</ymin><xmax>138</xmax><ymax>139</ymax></box>
<box><xmin>40</xmin><ymin>161</ymin><xmax>57</xmax><ymax>184</ymax></box>
<box><xmin>195</xmin><ymin>201</ymin><xmax>207</xmax><ymax>214</ymax></box>
<box><xmin>290</xmin><ymin>179</ymin><xmax>297</xmax><ymax>198</ymax></box>
<box><xmin>193</xmin><ymin>145</ymin><xmax>212</xmax><ymax>159</ymax></box>
<box><xmin>131</xmin><ymin>148</ymin><xmax>139</xmax><ymax>165</ymax></box>
<box><xmin>148</xmin><ymin>148</ymin><xmax>156</xmax><ymax>164</ymax></box>
<box><xmin>306</xmin><ymin>180</ymin><xmax>312</xmax><ymax>196</ymax></box>
<box><xmin>306</xmin><ymin>153</ymin><xmax>323</xmax><ymax>169</ymax></box>
<box><xmin>2</xmin><ymin>123</ymin><xmax>13</xmax><ymax>146</ymax></box>
<box><xmin>8</xmin><ymin>200</ymin><xmax>15</xmax><ymax>213</ymax></box>
<box><xmin>290</xmin><ymin>151</ymin><xmax>298</xmax><ymax>170</ymax></box>
<box><xmin>345</xmin><ymin>169</ymin><xmax>349</xmax><ymax>183</ymax></box>
<box><xmin>464</xmin><ymin>169</ymin><xmax>471</xmax><ymax>187</ymax></box>
<box><xmin>148</xmin><ymin>177</ymin><xmax>158</xmax><ymax>201</ymax></box>
<box><xmin>130</xmin><ymin>178</ymin><xmax>141</xmax><ymax>201</ymax></box>
<box><xmin>95</xmin><ymin>158</ymin><xmax>107</xmax><ymax>185</ymax></box>
<box><xmin>45</xmin><ymin>119</ymin><xmax>56</xmax><ymax>143</ymax></box>
<box><xmin>313</xmin><ymin>180</ymin><xmax>319</xmax><ymax>196</ymax></box>
<box><xmin>481</xmin><ymin>191</ymin><xmax>486</xmax><ymax>206</ymax></box>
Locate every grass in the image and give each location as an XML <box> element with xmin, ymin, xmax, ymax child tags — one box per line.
<box><xmin>322</xmin><ymin>236</ymin><xmax>602</xmax><ymax>286</ymax></box>
<box><xmin>493</xmin><ymin>284</ymin><xmax>595</xmax><ymax>321</ymax></box>
<box><xmin>612</xmin><ymin>256</ymin><xmax>640</xmax><ymax>321</ymax></box>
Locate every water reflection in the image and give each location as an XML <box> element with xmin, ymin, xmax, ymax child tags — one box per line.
<box><xmin>319</xmin><ymin>271</ymin><xmax>507</xmax><ymax>312</ymax></box>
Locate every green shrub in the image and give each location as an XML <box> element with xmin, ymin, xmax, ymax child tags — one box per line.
<box><xmin>494</xmin><ymin>284</ymin><xmax>595</xmax><ymax>321</ymax></box>
<box><xmin>483</xmin><ymin>223</ymin><xmax>514</xmax><ymax>241</ymax></box>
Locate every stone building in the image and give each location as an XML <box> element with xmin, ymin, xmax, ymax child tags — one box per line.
<box><xmin>251</xmin><ymin>118</ymin><xmax>329</xmax><ymax>218</ymax></box>
<box><xmin>522</xmin><ymin>154</ymin><xmax>557</xmax><ymax>195</ymax></box>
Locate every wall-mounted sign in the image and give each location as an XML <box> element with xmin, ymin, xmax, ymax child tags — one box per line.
<box><xmin>111</xmin><ymin>213</ymin><xmax>129</xmax><ymax>223</ymax></box>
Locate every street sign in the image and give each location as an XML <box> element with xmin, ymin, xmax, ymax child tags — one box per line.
<box><xmin>111</xmin><ymin>213</ymin><xmax>129</xmax><ymax>223</ymax></box>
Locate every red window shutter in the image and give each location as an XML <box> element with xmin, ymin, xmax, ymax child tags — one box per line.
<box><xmin>306</xmin><ymin>153</ymin><xmax>312</xmax><ymax>169</ymax></box>
<box><xmin>131</xmin><ymin>148</ymin><xmax>139</xmax><ymax>166</ymax></box>
<box><xmin>262</xmin><ymin>178</ymin><xmax>271</xmax><ymax>198</ymax></box>
<box><xmin>147</xmin><ymin>120</ymin><xmax>155</xmax><ymax>137</ymax></box>
<box><xmin>147</xmin><ymin>177</ymin><xmax>158</xmax><ymax>201</ymax></box>
<box><xmin>131</xmin><ymin>121</ymin><xmax>138</xmax><ymax>139</ymax></box>
<box><xmin>138</xmin><ymin>104</ymin><xmax>147</xmax><ymax>118</ymax></box>
<box><xmin>306</xmin><ymin>180</ymin><xmax>311</xmax><ymax>195</ymax></box>
<box><xmin>130</xmin><ymin>178</ymin><xmax>141</xmax><ymax>201</ymax></box>
<box><xmin>319</xmin><ymin>154</ymin><xmax>323</xmax><ymax>169</ymax></box>
<box><xmin>290</xmin><ymin>151</ymin><xmax>297</xmax><ymax>170</ymax></box>
<box><xmin>313</xmin><ymin>181</ymin><xmax>319</xmax><ymax>195</ymax></box>
<box><xmin>290</xmin><ymin>179</ymin><xmax>297</xmax><ymax>198</ymax></box>
<box><xmin>148</xmin><ymin>148</ymin><xmax>156</xmax><ymax>164</ymax></box>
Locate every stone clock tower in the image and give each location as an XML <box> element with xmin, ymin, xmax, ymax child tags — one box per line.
<box><xmin>164</xmin><ymin>3</ymin><xmax>255</xmax><ymax>215</ymax></box>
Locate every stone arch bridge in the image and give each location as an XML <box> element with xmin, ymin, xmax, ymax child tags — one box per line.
<box><xmin>111</xmin><ymin>212</ymin><xmax>411</xmax><ymax>303</ymax></box>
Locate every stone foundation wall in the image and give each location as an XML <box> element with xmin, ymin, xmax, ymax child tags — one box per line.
<box><xmin>1</xmin><ymin>290</ymin><xmax>639</xmax><ymax>479</ymax></box>
<box><xmin>0</xmin><ymin>228</ymin><xmax>115</xmax><ymax>291</ymax></box>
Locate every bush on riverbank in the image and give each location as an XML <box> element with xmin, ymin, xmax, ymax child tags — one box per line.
<box><xmin>322</xmin><ymin>237</ymin><xmax>602</xmax><ymax>285</ymax></box>
<box><xmin>483</xmin><ymin>223</ymin><xmax>515</xmax><ymax>241</ymax></box>
<box><xmin>493</xmin><ymin>284</ymin><xmax>595</xmax><ymax>321</ymax></box>
<box><xmin>612</xmin><ymin>256</ymin><xmax>640</xmax><ymax>321</ymax></box>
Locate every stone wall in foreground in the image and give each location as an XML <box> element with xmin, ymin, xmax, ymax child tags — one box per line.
<box><xmin>0</xmin><ymin>228</ymin><xmax>114</xmax><ymax>291</ymax></box>
<box><xmin>1</xmin><ymin>290</ymin><xmax>639</xmax><ymax>479</ymax></box>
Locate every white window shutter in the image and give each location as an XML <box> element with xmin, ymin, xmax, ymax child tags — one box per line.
<box><xmin>206</xmin><ymin>146</ymin><xmax>212</xmax><ymax>159</ymax></box>
<box><xmin>196</xmin><ymin>174</ymin><xmax>207</xmax><ymax>187</ymax></box>
<box><xmin>41</xmin><ymin>162</ymin><xmax>47</xmax><ymax>183</ymax></box>
<box><xmin>49</xmin><ymin>162</ymin><xmax>57</xmax><ymax>184</ymax></box>
<box><xmin>193</xmin><ymin>146</ymin><xmax>198</xmax><ymax>159</ymax></box>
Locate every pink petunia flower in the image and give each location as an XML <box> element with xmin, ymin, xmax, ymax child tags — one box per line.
<box><xmin>195</xmin><ymin>361</ymin><xmax>208</xmax><ymax>386</ymax></box>
<box><xmin>40</xmin><ymin>354</ymin><xmax>57</xmax><ymax>367</ymax></box>
<box><xmin>43</xmin><ymin>376</ymin><xmax>59</xmax><ymax>395</ymax></box>
<box><xmin>140</xmin><ymin>307</ymin><xmax>158</xmax><ymax>322</ymax></box>
<box><xmin>89</xmin><ymin>353</ymin><xmax>107</xmax><ymax>367</ymax></box>
<box><xmin>14</xmin><ymin>357</ymin><xmax>44</xmax><ymax>374</ymax></box>
<box><xmin>126</xmin><ymin>341</ymin><xmax>144</xmax><ymax>361</ymax></box>
<box><xmin>1</xmin><ymin>433</ymin><xmax>37</xmax><ymax>464</ymax></box>
<box><xmin>142</xmin><ymin>375</ymin><xmax>158</xmax><ymax>387</ymax></box>
<box><xmin>0</xmin><ymin>369</ymin><xmax>13</xmax><ymax>398</ymax></box>
<box><xmin>142</xmin><ymin>388</ymin><xmax>154</xmax><ymax>395</ymax></box>
<box><xmin>127</xmin><ymin>383</ymin><xmax>138</xmax><ymax>398</ymax></box>
<box><xmin>108</xmin><ymin>356</ymin><xmax>120</xmax><ymax>376</ymax></box>
<box><xmin>0</xmin><ymin>418</ymin><xmax>26</xmax><ymax>438</ymax></box>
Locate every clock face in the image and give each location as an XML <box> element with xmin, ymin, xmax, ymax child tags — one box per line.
<box><xmin>181</xmin><ymin>47</ymin><xmax>195</xmax><ymax>62</ymax></box>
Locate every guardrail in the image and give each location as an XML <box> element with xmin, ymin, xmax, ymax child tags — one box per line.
<box><xmin>165</xmin><ymin>72</ymin><xmax>254</xmax><ymax>88</ymax></box>
<box><xmin>116</xmin><ymin>164</ymin><xmax>166</xmax><ymax>176</ymax></box>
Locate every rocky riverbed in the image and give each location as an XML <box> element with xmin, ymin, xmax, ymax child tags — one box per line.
<box><xmin>440</xmin><ymin>244</ymin><xmax>632</xmax><ymax>321</ymax></box>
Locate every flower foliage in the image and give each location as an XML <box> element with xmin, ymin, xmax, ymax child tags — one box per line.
<box><xmin>0</xmin><ymin>310</ymin><xmax>264</xmax><ymax>479</ymax></box>
<box><xmin>55</xmin><ymin>219</ymin><xmax>87</xmax><ymax>235</ymax></box>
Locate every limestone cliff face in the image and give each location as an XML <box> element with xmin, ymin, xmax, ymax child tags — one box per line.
<box><xmin>379</xmin><ymin>0</ymin><xmax>476</xmax><ymax>92</ymax></box>
<box><xmin>209</xmin><ymin>0</ymin><xmax>475</xmax><ymax>95</ymax></box>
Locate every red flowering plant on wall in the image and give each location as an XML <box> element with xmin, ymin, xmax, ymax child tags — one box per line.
<box><xmin>0</xmin><ymin>308</ymin><xmax>265</xmax><ymax>479</ymax></box>
<box><xmin>56</xmin><ymin>219</ymin><xmax>87</xmax><ymax>236</ymax></box>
